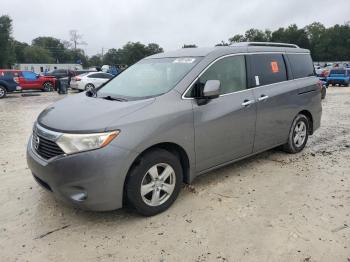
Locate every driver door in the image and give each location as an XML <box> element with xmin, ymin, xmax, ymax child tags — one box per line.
<box><xmin>191</xmin><ymin>55</ymin><xmax>257</xmax><ymax>172</ymax></box>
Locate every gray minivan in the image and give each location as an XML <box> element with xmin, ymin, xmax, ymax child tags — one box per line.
<box><xmin>27</xmin><ymin>42</ymin><xmax>322</xmax><ymax>216</ymax></box>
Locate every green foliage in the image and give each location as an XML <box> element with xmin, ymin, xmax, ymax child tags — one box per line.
<box><xmin>102</xmin><ymin>48</ymin><xmax>120</xmax><ymax>65</ymax></box>
<box><xmin>0</xmin><ymin>15</ymin><xmax>14</xmax><ymax>67</ymax></box>
<box><xmin>23</xmin><ymin>46</ymin><xmax>54</xmax><ymax>63</ymax></box>
<box><xmin>228</xmin><ymin>23</ymin><xmax>350</xmax><ymax>61</ymax></box>
<box><xmin>11</xmin><ymin>40</ymin><xmax>29</xmax><ymax>63</ymax></box>
<box><xmin>1</xmin><ymin>14</ymin><xmax>350</xmax><ymax>69</ymax></box>
<box><xmin>32</xmin><ymin>36</ymin><xmax>67</xmax><ymax>63</ymax></box>
<box><xmin>89</xmin><ymin>54</ymin><xmax>103</xmax><ymax>67</ymax></box>
<box><xmin>108</xmin><ymin>42</ymin><xmax>164</xmax><ymax>66</ymax></box>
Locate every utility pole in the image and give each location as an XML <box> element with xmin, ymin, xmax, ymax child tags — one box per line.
<box><xmin>101</xmin><ymin>47</ymin><xmax>104</xmax><ymax>57</ymax></box>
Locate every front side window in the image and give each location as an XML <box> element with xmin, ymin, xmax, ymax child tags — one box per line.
<box><xmin>98</xmin><ymin>57</ymin><xmax>201</xmax><ymax>100</ymax></box>
<box><xmin>187</xmin><ymin>55</ymin><xmax>247</xmax><ymax>97</ymax></box>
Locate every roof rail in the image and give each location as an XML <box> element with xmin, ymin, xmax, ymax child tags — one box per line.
<box><xmin>231</xmin><ymin>42</ymin><xmax>299</xmax><ymax>48</ymax></box>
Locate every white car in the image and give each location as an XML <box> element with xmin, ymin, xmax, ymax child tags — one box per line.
<box><xmin>70</xmin><ymin>72</ymin><xmax>113</xmax><ymax>91</ymax></box>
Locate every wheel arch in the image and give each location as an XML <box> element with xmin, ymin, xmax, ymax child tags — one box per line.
<box><xmin>298</xmin><ymin>110</ymin><xmax>314</xmax><ymax>135</ymax></box>
<box><xmin>0</xmin><ymin>82</ymin><xmax>9</xmax><ymax>91</ymax></box>
<box><xmin>127</xmin><ymin>142</ymin><xmax>191</xmax><ymax>184</ymax></box>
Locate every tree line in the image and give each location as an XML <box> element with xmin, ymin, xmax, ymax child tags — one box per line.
<box><xmin>1</xmin><ymin>14</ymin><xmax>350</xmax><ymax>69</ymax></box>
<box><xmin>216</xmin><ymin>22</ymin><xmax>350</xmax><ymax>62</ymax></box>
<box><xmin>0</xmin><ymin>15</ymin><xmax>164</xmax><ymax>68</ymax></box>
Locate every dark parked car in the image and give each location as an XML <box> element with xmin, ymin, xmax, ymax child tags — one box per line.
<box><xmin>0</xmin><ymin>70</ymin><xmax>21</xmax><ymax>98</ymax></box>
<box><xmin>45</xmin><ymin>69</ymin><xmax>74</xmax><ymax>79</ymax></box>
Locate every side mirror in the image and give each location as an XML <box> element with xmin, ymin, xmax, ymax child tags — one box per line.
<box><xmin>202</xmin><ymin>80</ymin><xmax>220</xmax><ymax>99</ymax></box>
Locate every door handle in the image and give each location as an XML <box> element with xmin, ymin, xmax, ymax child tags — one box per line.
<box><xmin>257</xmin><ymin>95</ymin><xmax>269</xmax><ymax>102</ymax></box>
<box><xmin>242</xmin><ymin>99</ymin><xmax>255</xmax><ymax>107</ymax></box>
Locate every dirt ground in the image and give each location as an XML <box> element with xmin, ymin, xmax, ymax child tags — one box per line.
<box><xmin>0</xmin><ymin>88</ymin><xmax>349</xmax><ymax>262</ymax></box>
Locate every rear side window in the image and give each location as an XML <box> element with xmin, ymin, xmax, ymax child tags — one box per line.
<box><xmin>287</xmin><ymin>54</ymin><xmax>315</xmax><ymax>79</ymax></box>
<box><xmin>249</xmin><ymin>54</ymin><xmax>287</xmax><ymax>86</ymax></box>
<box><xmin>3</xmin><ymin>72</ymin><xmax>15</xmax><ymax>78</ymax></box>
<box><xmin>88</xmin><ymin>73</ymin><xmax>100</xmax><ymax>78</ymax></box>
<box><xmin>198</xmin><ymin>55</ymin><xmax>247</xmax><ymax>95</ymax></box>
<box><xmin>101</xmin><ymin>73</ymin><xmax>113</xmax><ymax>79</ymax></box>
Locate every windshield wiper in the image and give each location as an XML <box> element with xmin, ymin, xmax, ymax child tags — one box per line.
<box><xmin>101</xmin><ymin>95</ymin><xmax>128</xmax><ymax>102</ymax></box>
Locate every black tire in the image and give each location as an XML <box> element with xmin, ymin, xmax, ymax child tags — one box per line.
<box><xmin>321</xmin><ymin>86</ymin><xmax>326</xmax><ymax>99</ymax></box>
<box><xmin>282</xmin><ymin>114</ymin><xmax>310</xmax><ymax>154</ymax></box>
<box><xmin>0</xmin><ymin>85</ymin><xmax>6</xmax><ymax>99</ymax></box>
<box><xmin>42</xmin><ymin>82</ymin><xmax>53</xmax><ymax>92</ymax></box>
<box><xmin>125</xmin><ymin>149</ymin><xmax>183</xmax><ymax>216</ymax></box>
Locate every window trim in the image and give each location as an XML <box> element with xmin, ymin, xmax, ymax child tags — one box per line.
<box><xmin>182</xmin><ymin>52</ymin><xmax>311</xmax><ymax>100</ymax></box>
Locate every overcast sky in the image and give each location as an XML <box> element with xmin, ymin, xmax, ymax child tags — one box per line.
<box><xmin>2</xmin><ymin>0</ymin><xmax>349</xmax><ymax>56</ymax></box>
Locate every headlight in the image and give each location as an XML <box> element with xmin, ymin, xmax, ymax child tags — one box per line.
<box><xmin>56</xmin><ymin>131</ymin><xmax>120</xmax><ymax>154</ymax></box>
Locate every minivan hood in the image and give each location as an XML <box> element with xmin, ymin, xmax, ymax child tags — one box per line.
<box><xmin>38</xmin><ymin>93</ymin><xmax>155</xmax><ymax>133</ymax></box>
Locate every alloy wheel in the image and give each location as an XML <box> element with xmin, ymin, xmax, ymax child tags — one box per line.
<box><xmin>140</xmin><ymin>163</ymin><xmax>176</xmax><ymax>207</ymax></box>
<box><xmin>293</xmin><ymin>121</ymin><xmax>307</xmax><ymax>147</ymax></box>
<box><xmin>0</xmin><ymin>87</ymin><xmax>5</xmax><ymax>97</ymax></box>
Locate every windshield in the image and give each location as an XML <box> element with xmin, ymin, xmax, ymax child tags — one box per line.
<box><xmin>97</xmin><ymin>57</ymin><xmax>201</xmax><ymax>100</ymax></box>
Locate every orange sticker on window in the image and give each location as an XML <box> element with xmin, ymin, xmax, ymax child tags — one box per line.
<box><xmin>271</xmin><ymin>61</ymin><xmax>279</xmax><ymax>73</ymax></box>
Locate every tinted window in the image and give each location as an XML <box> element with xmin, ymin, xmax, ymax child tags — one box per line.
<box><xmin>250</xmin><ymin>54</ymin><xmax>287</xmax><ymax>86</ymax></box>
<box><xmin>196</xmin><ymin>55</ymin><xmax>247</xmax><ymax>95</ymax></box>
<box><xmin>101</xmin><ymin>73</ymin><xmax>113</xmax><ymax>79</ymax></box>
<box><xmin>287</xmin><ymin>54</ymin><xmax>315</xmax><ymax>79</ymax></box>
<box><xmin>88</xmin><ymin>73</ymin><xmax>100</xmax><ymax>78</ymax></box>
<box><xmin>329</xmin><ymin>69</ymin><xmax>345</xmax><ymax>75</ymax></box>
<box><xmin>22</xmin><ymin>71</ymin><xmax>37</xmax><ymax>80</ymax></box>
<box><xmin>3</xmin><ymin>72</ymin><xmax>15</xmax><ymax>78</ymax></box>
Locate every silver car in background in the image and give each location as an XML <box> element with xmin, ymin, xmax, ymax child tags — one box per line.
<box><xmin>27</xmin><ymin>42</ymin><xmax>322</xmax><ymax>216</ymax></box>
<box><xmin>70</xmin><ymin>72</ymin><xmax>113</xmax><ymax>91</ymax></box>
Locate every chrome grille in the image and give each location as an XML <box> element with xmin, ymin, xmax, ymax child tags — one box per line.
<box><xmin>32</xmin><ymin>129</ymin><xmax>64</xmax><ymax>160</ymax></box>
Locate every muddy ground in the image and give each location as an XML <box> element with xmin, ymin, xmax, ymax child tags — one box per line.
<box><xmin>0</xmin><ymin>88</ymin><xmax>349</xmax><ymax>262</ymax></box>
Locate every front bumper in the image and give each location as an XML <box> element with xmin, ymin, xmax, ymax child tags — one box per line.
<box><xmin>27</xmin><ymin>136</ymin><xmax>136</xmax><ymax>211</ymax></box>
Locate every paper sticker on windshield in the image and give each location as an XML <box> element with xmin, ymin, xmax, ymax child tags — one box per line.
<box><xmin>271</xmin><ymin>61</ymin><xmax>279</xmax><ymax>73</ymax></box>
<box><xmin>173</xmin><ymin>58</ymin><xmax>196</xmax><ymax>64</ymax></box>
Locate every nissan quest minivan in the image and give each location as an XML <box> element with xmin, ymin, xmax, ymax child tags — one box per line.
<box><xmin>27</xmin><ymin>42</ymin><xmax>322</xmax><ymax>216</ymax></box>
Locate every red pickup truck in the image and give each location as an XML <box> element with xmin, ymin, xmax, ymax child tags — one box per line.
<box><xmin>0</xmin><ymin>70</ymin><xmax>56</xmax><ymax>92</ymax></box>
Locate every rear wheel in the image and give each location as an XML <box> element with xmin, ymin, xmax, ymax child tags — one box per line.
<box><xmin>42</xmin><ymin>82</ymin><xmax>53</xmax><ymax>92</ymax></box>
<box><xmin>283</xmin><ymin>114</ymin><xmax>309</xmax><ymax>154</ymax></box>
<box><xmin>0</xmin><ymin>86</ymin><xmax>6</xmax><ymax>98</ymax></box>
<box><xmin>126</xmin><ymin>149</ymin><xmax>183</xmax><ymax>216</ymax></box>
<box><xmin>321</xmin><ymin>86</ymin><xmax>326</xmax><ymax>99</ymax></box>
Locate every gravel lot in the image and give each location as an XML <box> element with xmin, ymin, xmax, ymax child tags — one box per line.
<box><xmin>0</xmin><ymin>88</ymin><xmax>349</xmax><ymax>262</ymax></box>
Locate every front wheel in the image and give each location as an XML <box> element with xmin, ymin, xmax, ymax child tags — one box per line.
<box><xmin>282</xmin><ymin>114</ymin><xmax>309</xmax><ymax>154</ymax></box>
<box><xmin>42</xmin><ymin>82</ymin><xmax>53</xmax><ymax>92</ymax></box>
<box><xmin>0</xmin><ymin>86</ymin><xmax>6</xmax><ymax>98</ymax></box>
<box><xmin>85</xmin><ymin>83</ymin><xmax>95</xmax><ymax>91</ymax></box>
<box><xmin>125</xmin><ymin>149</ymin><xmax>183</xmax><ymax>216</ymax></box>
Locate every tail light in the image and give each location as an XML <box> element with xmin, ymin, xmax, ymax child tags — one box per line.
<box><xmin>13</xmin><ymin>77</ymin><xmax>19</xmax><ymax>83</ymax></box>
<box><xmin>75</xmin><ymin>76</ymin><xmax>81</xmax><ymax>81</ymax></box>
